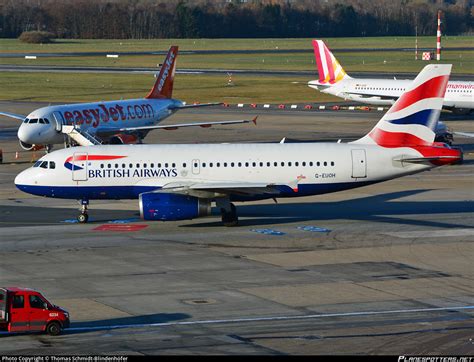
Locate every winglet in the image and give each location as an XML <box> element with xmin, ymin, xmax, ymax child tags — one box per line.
<box><xmin>145</xmin><ymin>46</ymin><xmax>178</xmax><ymax>99</ymax></box>
<box><xmin>252</xmin><ymin>116</ymin><xmax>258</xmax><ymax>125</ymax></box>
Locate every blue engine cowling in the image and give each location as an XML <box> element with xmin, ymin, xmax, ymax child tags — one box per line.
<box><xmin>139</xmin><ymin>192</ymin><xmax>211</xmax><ymax>221</ymax></box>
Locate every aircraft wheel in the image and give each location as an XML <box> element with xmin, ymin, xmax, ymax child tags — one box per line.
<box><xmin>77</xmin><ymin>213</ymin><xmax>89</xmax><ymax>223</ymax></box>
<box><xmin>221</xmin><ymin>203</ymin><xmax>238</xmax><ymax>227</ymax></box>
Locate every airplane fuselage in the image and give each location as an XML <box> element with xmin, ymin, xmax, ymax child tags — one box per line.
<box><xmin>15</xmin><ymin>142</ymin><xmax>449</xmax><ymax>202</ymax></box>
<box><xmin>309</xmin><ymin>79</ymin><xmax>474</xmax><ymax>110</ymax></box>
<box><xmin>19</xmin><ymin>98</ymin><xmax>183</xmax><ymax>146</ymax></box>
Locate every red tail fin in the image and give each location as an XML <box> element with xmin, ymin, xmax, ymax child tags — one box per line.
<box><xmin>146</xmin><ymin>46</ymin><xmax>178</xmax><ymax>99</ymax></box>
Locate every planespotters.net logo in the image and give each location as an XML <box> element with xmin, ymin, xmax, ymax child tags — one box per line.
<box><xmin>398</xmin><ymin>357</ymin><xmax>473</xmax><ymax>362</ymax></box>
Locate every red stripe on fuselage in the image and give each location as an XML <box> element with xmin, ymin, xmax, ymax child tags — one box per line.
<box><xmin>370</xmin><ymin>128</ymin><xmax>431</xmax><ymax>147</ymax></box>
<box><xmin>65</xmin><ymin>155</ymin><xmax>126</xmax><ymax>163</ymax></box>
<box><xmin>388</xmin><ymin>75</ymin><xmax>449</xmax><ymax>114</ymax></box>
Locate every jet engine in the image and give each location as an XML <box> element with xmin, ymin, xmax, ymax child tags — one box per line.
<box><xmin>139</xmin><ymin>192</ymin><xmax>211</xmax><ymax>221</ymax></box>
<box><xmin>19</xmin><ymin>141</ymin><xmax>45</xmax><ymax>151</ymax></box>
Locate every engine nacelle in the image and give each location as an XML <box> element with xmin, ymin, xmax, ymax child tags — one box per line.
<box><xmin>109</xmin><ymin>134</ymin><xmax>139</xmax><ymax>145</ymax></box>
<box><xmin>19</xmin><ymin>141</ymin><xmax>44</xmax><ymax>151</ymax></box>
<box><xmin>139</xmin><ymin>192</ymin><xmax>211</xmax><ymax>221</ymax></box>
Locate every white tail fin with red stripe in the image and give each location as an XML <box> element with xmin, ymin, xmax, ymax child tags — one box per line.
<box><xmin>353</xmin><ymin>64</ymin><xmax>451</xmax><ymax>147</ymax></box>
<box><xmin>146</xmin><ymin>46</ymin><xmax>178</xmax><ymax>99</ymax></box>
<box><xmin>312</xmin><ymin>40</ymin><xmax>350</xmax><ymax>84</ymax></box>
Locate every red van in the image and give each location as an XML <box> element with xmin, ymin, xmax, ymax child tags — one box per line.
<box><xmin>0</xmin><ymin>287</ymin><xmax>69</xmax><ymax>335</ymax></box>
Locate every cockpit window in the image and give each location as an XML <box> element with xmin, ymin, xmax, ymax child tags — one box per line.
<box><xmin>43</xmin><ymin>118</ymin><xmax>50</xmax><ymax>124</ymax></box>
<box><xmin>33</xmin><ymin>161</ymin><xmax>42</xmax><ymax>167</ymax></box>
<box><xmin>49</xmin><ymin>161</ymin><xmax>55</xmax><ymax>169</ymax></box>
<box><xmin>39</xmin><ymin>119</ymin><xmax>45</xmax><ymax>124</ymax></box>
<box><xmin>39</xmin><ymin>161</ymin><xmax>48</xmax><ymax>169</ymax></box>
<box><xmin>29</xmin><ymin>119</ymin><xmax>38</xmax><ymax>124</ymax></box>
<box><xmin>23</xmin><ymin>118</ymin><xmax>29</xmax><ymax>124</ymax></box>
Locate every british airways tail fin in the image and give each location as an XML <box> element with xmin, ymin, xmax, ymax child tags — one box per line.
<box><xmin>353</xmin><ymin>64</ymin><xmax>451</xmax><ymax>147</ymax></box>
<box><xmin>312</xmin><ymin>40</ymin><xmax>350</xmax><ymax>84</ymax></box>
<box><xmin>146</xmin><ymin>46</ymin><xmax>178</xmax><ymax>99</ymax></box>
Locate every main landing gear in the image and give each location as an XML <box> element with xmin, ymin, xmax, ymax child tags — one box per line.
<box><xmin>217</xmin><ymin>198</ymin><xmax>238</xmax><ymax>227</ymax></box>
<box><xmin>77</xmin><ymin>199</ymin><xmax>89</xmax><ymax>223</ymax></box>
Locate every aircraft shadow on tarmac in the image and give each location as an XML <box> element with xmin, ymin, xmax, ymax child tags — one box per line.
<box><xmin>1</xmin><ymin>190</ymin><xmax>472</xmax><ymax>229</ymax></box>
<box><xmin>184</xmin><ymin>189</ymin><xmax>474</xmax><ymax>229</ymax></box>
<box><xmin>65</xmin><ymin>313</ymin><xmax>191</xmax><ymax>335</ymax></box>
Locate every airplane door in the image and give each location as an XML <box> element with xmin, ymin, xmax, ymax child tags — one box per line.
<box><xmin>351</xmin><ymin>149</ymin><xmax>367</xmax><ymax>178</ymax></box>
<box><xmin>192</xmin><ymin>159</ymin><xmax>200</xmax><ymax>175</ymax></box>
<box><xmin>72</xmin><ymin>152</ymin><xmax>88</xmax><ymax>181</ymax></box>
<box><xmin>52</xmin><ymin>112</ymin><xmax>65</xmax><ymax>132</ymax></box>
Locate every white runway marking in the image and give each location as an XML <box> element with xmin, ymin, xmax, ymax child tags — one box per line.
<box><xmin>67</xmin><ymin>305</ymin><xmax>474</xmax><ymax>333</ymax></box>
<box><xmin>384</xmin><ymin>228</ymin><xmax>474</xmax><ymax>238</ymax></box>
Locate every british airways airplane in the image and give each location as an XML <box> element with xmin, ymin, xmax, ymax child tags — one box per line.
<box><xmin>15</xmin><ymin>64</ymin><xmax>462</xmax><ymax>226</ymax></box>
<box><xmin>308</xmin><ymin>40</ymin><xmax>474</xmax><ymax>114</ymax></box>
<box><xmin>0</xmin><ymin>46</ymin><xmax>254</xmax><ymax>151</ymax></box>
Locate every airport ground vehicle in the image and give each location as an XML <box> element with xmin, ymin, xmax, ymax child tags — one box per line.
<box><xmin>0</xmin><ymin>287</ymin><xmax>69</xmax><ymax>335</ymax></box>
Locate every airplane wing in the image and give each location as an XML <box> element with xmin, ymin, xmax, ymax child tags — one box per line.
<box><xmin>170</xmin><ymin>102</ymin><xmax>222</xmax><ymax>110</ymax></box>
<box><xmin>454</xmin><ymin>132</ymin><xmax>474</xmax><ymax>138</ymax></box>
<box><xmin>158</xmin><ymin>180</ymin><xmax>282</xmax><ymax>198</ymax></box>
<box><xmin>119</xmin><ymin>117</ymin><xmax>257</xmax><ymax>132</ymax></box>
<box><xmin>343</xmin><ymin>92</ymin><xmax>398</xmax><ymax>101</ymax></box>
<box><xmin>0</xmin><ymin>111</ymin><xmax>26</xmax><ymax>120</ymax></box>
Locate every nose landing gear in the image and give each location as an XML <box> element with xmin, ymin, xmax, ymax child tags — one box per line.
<box><xmin>77</xmin><ymin>199</ymin><xmax>89</xmax><ymax>223</ymax></box>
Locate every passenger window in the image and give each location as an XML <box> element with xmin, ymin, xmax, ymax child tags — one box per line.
<box><xmin>324</xmin><ymin>162</ymin><xmax>327</xmax><ymax>166</ymax></box>
<box><xmin>107</xmin><ymin>164</ymin><xmax>111</xmax><ymax>168</ymax></box>
<box><xmin>12</xmin><ymin>295</ymin><xmax>24</xmax><ymax>309</ymax></box>
<box><xmin>172</xmin><ymin>163</ymin><xmax>176</xmax><ymax>168</ymax></box>
<box><xmin>143</xmin><ymin>163</ymin><xmax>147</xmax><ymax>168</ymax></box>
<box><xmin>309</xmin><ymin>162</ymin><xmax>313</xmax><ymax>167</ymax></box>
<box><xmin>245</xmin><ymin>162</ymin><xmax>249</xmax><ymax>167</ymax></box>
<box><xmin>136</xmin><ymin>163</ymin><xmax>140</xmax><ymax>168</ymax></box>
<box><xmin>238</xmin><ymin>162</ymin><xmax>242</xmax><ymax>167</ymax></box>
<box><xmin>122</xmin><ymin>163</ymin><xmax>126</xmax><ymax>168</ymax></box>
<box><xmin>115</xmin><ymin>164</ymin><xmax>119</xmax><ymax>168</ymax></box>
<box><xmin>182</xmin><ymin>163</ymin><xmax>186</xmax><ymax>168</ymax></box>
<box><xmin>231</xmin><ymin>162</ymin><xmax>235</xmax><ymax>167</ymax></box>
<box><xmin>158</xmin><ymin>163</ymin><xmax>161</xmax><ymax>168</ymax></box>
<box><xmin>50</xmin><ymin>161</ymin><xmax>55</xmax><ymax>169</ymax></box>
<box><xmin>295</xmin><ymin>162</ymin><xmax>299</xmax><ymax>166</ymax></box>
<box><xmin>288</xmin><ymin>162</ymin><xmax>292</xmax><ymax>167</ymax></box>
<box><xmin>129</xmin><ymin>164</ymin><xmax>133</xmax><ymax>168</ymax></box>
<box><xmin>224</xmin><ymin>162</ymin><xmax>227</xmax><ymax>167</ymax></box>
<box><xmin>202</xmin><ymin>163</ymin><xmax>206</xmax><ymax>167</ymax></box>
<box><xmin>252</xmin><ymin>162</ymin><xmax>256</xmax><ymax>167</ymax></box>
<box><xmin>267</xmin><ymin>162</ymin><xmax>270</xmax><ymax>167</ymax></box>
<box><xmin>209</xmin><ymin>163</ymin><xmax>213</xmax><ymax>167</ymax></box>
<box><xmin>165</xmin><ymin>163</ymin><xmax>169</xmax><ymax>168</ymax></box>
<box><xmin>331</xmin><ymin>161</ymin><xmax>335</xmax><ymax>166</ymax></box>
<box><xmin>259</xmin><ymin>162</ymin><xmax>263</xmax><ymax>167</ymax></box>
<box><xmin>29</xmin><ymin>295</ymin><xmax>45</xmax><ymax>309</ymax></box>
<box><xmin>100</xmin><ymin>164</ymin><xmax>104</xmax><ymax>169</ymax></box>
<box><xmin>274</xmin><ymin>162</ymin><xmax>277</xmax><ymax>167</ymax></box>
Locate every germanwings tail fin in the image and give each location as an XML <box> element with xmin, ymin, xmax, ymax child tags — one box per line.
<box><xmin>312</xmin><ymin>39</ymin><xmax>350</xmax><ymax>84</ymax></box>
<box><xmin>352</xmin><ymin>64</ymin><xmax>451</xmax><ymax>147</ymax></box>
<box><xmin>146</xmin><ymin>46</ymin><xmax>178</xmax><ymax>99</ymax></box>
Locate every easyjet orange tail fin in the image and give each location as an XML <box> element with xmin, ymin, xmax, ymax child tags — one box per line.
<box><xmin>146</xmin><ymin>46</ymin><xmax>178</xmax><ymax>99</ymax></box>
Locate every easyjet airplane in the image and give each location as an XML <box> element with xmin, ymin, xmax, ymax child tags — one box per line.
<box><xmin>308</xmin><ymin>40</ymin><xmax>473</xmax><ymax>114</ymax></box>
<box><xmin>15</xmin><ymin>64</ymin><xmax>462</xmax><ymax>226</ymax></box>
<box><xmin>0</xmin><ymin>46</ymin><xmax>255</xmax><ymax>151</ymax></box>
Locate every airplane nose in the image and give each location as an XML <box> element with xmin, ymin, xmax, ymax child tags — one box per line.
<box><xmin>14</xmin><ymin>169</ymin><xmax>29</xmax><ymax>188</ymax></box>
<box><xmin>17</xmin><ymin>124</ymin><xmax>35</xmax><ymax>144</ymax></box>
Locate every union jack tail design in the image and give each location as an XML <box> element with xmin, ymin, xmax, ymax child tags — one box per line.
<box><xmin>146</xmin><ymin>46</ymin><xmax>178</xmax><ymax>99</ymax></box>
<box><xmin>353</xmin><ymin>64</ymin><xmax>451</xmax><ymax>147</ymax></box>
<box><xmin>312</xmin><ymin>40</ymin><xmax>350</xmax><ymax>84</ymax></box>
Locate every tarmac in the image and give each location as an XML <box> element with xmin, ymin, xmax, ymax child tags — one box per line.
<box><xmin>0</xmin><ymin>104</ymin><xmax>473</xmax><ymax>355</ymax></box>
